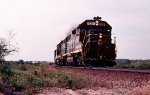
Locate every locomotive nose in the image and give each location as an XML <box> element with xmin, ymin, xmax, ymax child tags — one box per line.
<box><xmin>84</xmin><ymin>29</ymin><xmax>100</xmax><ymax>59</ymax></box>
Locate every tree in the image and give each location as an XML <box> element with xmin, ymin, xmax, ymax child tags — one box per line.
<box><xmin>0</xmin><ymin>30</ymin><xmax>18</xmax><ymax>62</ymax></box>
<box><xmin>0</xmin><ymin>38</ymin><xmax>8</xmax><ymax>62</ymax></box>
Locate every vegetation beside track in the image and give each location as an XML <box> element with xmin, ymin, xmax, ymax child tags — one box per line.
<box><xmin>0</xmin><ymin>62</ymin><xmax>91</xmax><ymax>94</ymax></box>
<box><xmin>114</xmin><ymin>59</ymin><xmax>150</xmax><ymax>69</ymax></box>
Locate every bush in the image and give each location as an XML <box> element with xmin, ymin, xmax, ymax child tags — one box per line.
<box><xmin>13</xmin><ymin>83</ymin><xmax>24</xmax><ymax>92</ymax></box>
<box><xmin>133</xmin><ymin>62</ymin><xmax>150</xmax><ymax>69</ymax></box>
<box><xmin>0</xmin><ymin>63</ymin><xmax>13</xmax><ymax>78</ymax></box>
<box><xmin>54</xmin><ymin>70</ymin><xmax>90</xmax><ymax>89</ymax></box>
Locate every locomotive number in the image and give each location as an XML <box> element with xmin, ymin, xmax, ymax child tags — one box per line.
<box><xmin>87</xmin><ymin>22</ymin><xmax>105</xmax><ymax>26</ymax></box>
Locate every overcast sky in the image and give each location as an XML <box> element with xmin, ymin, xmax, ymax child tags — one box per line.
<box><xmin>0</xmin><ymin>0</ymin><xmax>150</xmax><ymax>61</ymax></box>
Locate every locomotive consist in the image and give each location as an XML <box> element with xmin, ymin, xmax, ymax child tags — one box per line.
<box><xmin>54</xmin><ymin>17</ymin><xmax>116</xmax><ymax>66</ymax></box>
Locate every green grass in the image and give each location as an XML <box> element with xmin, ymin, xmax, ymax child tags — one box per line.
<box><xmin>0</xmin><ymin>63</ymin><xmax>91</xmax><ymax>94</ymax></box>
<box><xmin>114</xmin><ymin>60</ymin><xmax>150</xmax><ymax>69</ymax></box>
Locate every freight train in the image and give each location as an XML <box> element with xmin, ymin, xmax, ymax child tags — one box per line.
<box><xmin>54</xmin><ymin>17</ymin><xmax>116</xmax><ymax>66</ymax></box>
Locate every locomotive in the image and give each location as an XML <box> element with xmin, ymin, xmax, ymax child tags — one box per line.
<box><xmin>54</xmin><ymin>17</ymin><xmax>116</xmax><ymax>66</ymax></box>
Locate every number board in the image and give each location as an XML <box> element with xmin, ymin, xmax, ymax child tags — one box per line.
<box><xmin>87</xmin><ymin>21</ymin><xmax>105</xmax><ymax>26</ymax></box>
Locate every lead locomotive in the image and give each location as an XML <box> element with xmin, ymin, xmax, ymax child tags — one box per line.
<box><xmin>54</xmin><ymin>17</ymin><xmax>116</xmax><ymax>66</ymax></box>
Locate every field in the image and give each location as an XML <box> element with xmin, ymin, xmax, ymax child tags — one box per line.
<box><xmin>0</xmin><ymin>60</ymin><xmax>150</xmax><ymax>95</ymax></box>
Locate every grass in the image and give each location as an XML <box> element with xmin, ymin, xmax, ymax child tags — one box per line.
<box><xmin>0</xmin><ymin>62</ymin><xmax>91</xmax><ymax>94</ymax></box>
<box><xmin>114</xmin><ymin>60</ymin><xmax>150</xmax><ymax>69</ymax></box>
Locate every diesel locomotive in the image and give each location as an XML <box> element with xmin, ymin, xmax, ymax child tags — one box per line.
<box><xmin>54</xmin><ymin>17</ymin><xmax>116</xmax><ymax>66</ymax></box>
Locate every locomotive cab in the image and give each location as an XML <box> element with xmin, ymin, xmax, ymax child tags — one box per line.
<box><xmin>78</xmin><ymin>17</ymin><xmax>116</xmax><ymax>66</ymax></box>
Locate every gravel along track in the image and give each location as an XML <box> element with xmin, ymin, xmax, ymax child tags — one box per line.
<box><xmin>60</xmin><ymin>66</ymin><xmax>150</xmax><ymax>74</ymax></box>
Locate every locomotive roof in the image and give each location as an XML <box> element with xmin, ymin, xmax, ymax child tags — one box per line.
<box><xmin>77</xmin><ymin>18</ymin><xmax>112</xmax><ymax>30</ymax></box>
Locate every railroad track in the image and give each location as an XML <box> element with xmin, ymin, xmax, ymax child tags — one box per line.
<box><xmin>91</xmin><ymin>67</ymin><xmax>150</xmax><ymax>74</ymax></box>
<box><xmin>57</xmin><ymin>66</ymin><xmax>150</xmax><ymax>74</ymax></box>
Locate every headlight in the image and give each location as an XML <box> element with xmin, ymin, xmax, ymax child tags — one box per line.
<box><xmin>98</xmin><ymin>39</ymin><xmax>103</xmax><ymax>45</ymax></box>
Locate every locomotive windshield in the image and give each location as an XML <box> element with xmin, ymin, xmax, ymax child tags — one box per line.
<box><xmin>88</xmin><ymin>29</ymin><xmax>101</xmax><ymax>34</ymax></box>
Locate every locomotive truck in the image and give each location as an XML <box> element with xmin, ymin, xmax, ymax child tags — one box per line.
<box><xmin>54</xmin><ymin>17</ymin><xmax>116</xmax><ymax>66</ymax></box>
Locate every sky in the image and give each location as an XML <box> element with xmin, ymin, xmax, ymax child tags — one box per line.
<box><xmin>0</xmin><ymin>0</ymin><xmax>150</xmax><ymax>61</ymax></box>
